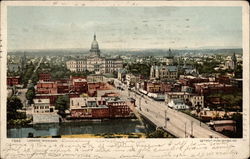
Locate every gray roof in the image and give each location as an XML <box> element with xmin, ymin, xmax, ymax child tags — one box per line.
<box><xmin>153</xmin><ymin>65</ymin><xmax>177</xmax><ymax>72</ymax></box>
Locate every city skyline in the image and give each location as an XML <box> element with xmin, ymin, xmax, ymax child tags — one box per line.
<box><xmin>8</xmin><ymin>6</ymin><xmax>242</xmax><ymax>50</ymax></box>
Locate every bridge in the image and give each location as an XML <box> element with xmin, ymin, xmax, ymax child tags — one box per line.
<box><xmin>120</xmin><ymin>87</ymin><xmax>227</xmax><ymax>138</ymax></box>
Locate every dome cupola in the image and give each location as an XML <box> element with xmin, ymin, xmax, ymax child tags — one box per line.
<box><xmin>91</xmin><ymin>34</ymin><xmax>99</xmax><ymax>50</ymax></box>
<box><xmin>89</xmin><ymin>34</ymin><xmax>101</xmax><ymax>57</ymax></box>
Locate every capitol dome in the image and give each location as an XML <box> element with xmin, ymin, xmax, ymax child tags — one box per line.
<box><xmin>91</xmin><ymin>34</ymin><xmax>99</xmax><ymax>50</ymax></box>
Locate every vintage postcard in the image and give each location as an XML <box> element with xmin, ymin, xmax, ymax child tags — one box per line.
<box><xmin>0</xmin><ymin>1</ymin><xmax>249</xmax><ymax>159</ymax></box>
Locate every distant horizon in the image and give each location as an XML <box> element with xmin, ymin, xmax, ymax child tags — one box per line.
<box><xmin>8</xmin><ymin>47</ymin><xmax>243</xmax><ymax>52</ymax></box>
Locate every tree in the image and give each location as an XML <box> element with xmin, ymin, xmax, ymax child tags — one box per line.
<box><xmin>7</xmin><ymin>96</ymin><xmax>23</xmax><ymax>121</ymax></box>
<box><xmin>147</xmin><ymin>127</ymin><xmax>171</xmax><ymax>138</ymax></box>
<box><xmin>55</xmin><ymin>95</ymin><xmax>69</xmax><ymax>117</ymax></box>
<box><xmin>26</xmin><ymin>86</ymin><xmax>35</xmax><ymax>105</ymax></box>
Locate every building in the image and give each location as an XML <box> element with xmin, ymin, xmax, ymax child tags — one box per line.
<box><xmin>36</xmin><ymin>81</ymin><xmax>58</xmax><ymax>94</ymax></box>
<box><xmin>161</xmin><ymin>48</ymin><xmax>174</xmax><ymax>65</ymax></box>
<box><xmin>69</xmin><ymin>97</ymin><xmax>133</xmax><ymax>119</ymax></box>
<box><xmin>207</xmin><ymin>120</ymin><xmax>236</xmax><ymax>132</ymax></box>
<box><xmin>144</xmin><ymin>81</ymin><xmax>181</xmax><ymax>93</ymax></box>
<box><xmin>179</xmin><ymin>75</ymin><xmax>209</xmax><ymax>87</ymax></box>
<box><xmin>7</xmin><ymin>76</ymin><xmax>21</xmax><ymax>86</ymax></box>
<box><xmin>225</xmin><ymin>53</ymin><xmax>237</xmax><ymax>70</ymax></box>
<box><xmin>66</xmin><ymin>34</ymin><xmax>123</xmax><ymax>74</ymax></box>
<box><xmin>150</xmin><ymin>65</ymin><xmax>178</xmax><ymax>80</ymax></box>
<box><xmin>31</xmin><ymin>99</ymin><xmax>59</xmax><ymax>123</ymax></box>
<box><xmin>230</xmin><ymin>78</ymin><xmax>242</xmax><ymax>89</ymax></box>
<box><xmin>168</xmin><ymin>99</ymin><xmax>189</xmax><ymax>110</ymax></box>
<box><xmin>38</xmin><ymin>73</ymin><xmax>51</xmax><ymax>82</ymax></box>
<box><xmin>32</xmin><ymin>99</ymin><xmax>56</xmax><ymax>113</ymax></box>
<box><xmin>87</xmin><ymin>74</ymin><xmax>105</xmax><ymax>83</ymax></box>
<box><xmin>117</xmin><ymin>69</ymin><xmax>127</xmax><ymax>82</ymax></box>
<box><xmin>165</xmin><ymin>92</ymin><xmax>204</xmax><ymax>108</ymax></box>
<box><xmin>125</xmin><ymin>73</ymin><xmax>140</xmax><ymax>87</ymax></box>
<box><xmin>105</xmin><ymin>97</ymin><xmax>133</xmax><ymax>118</ymax></box>
<box><xmin>87</xmin><ymin>82</ymin><xmax>114</xmax><ymax>97</ymax></box>
<box><xmin>71</xmin><ymin>77</ymin><xmax>88</xmax><ymax>94</ymax></box>
<box><xmin>194</xmin><ymin>82</ymin><xmax>234</xmax><ymax>95</ymax></box>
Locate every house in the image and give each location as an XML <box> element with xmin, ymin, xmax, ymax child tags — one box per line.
<box><xmin>168</xmin><ymin>99</ymin><xmax>189</xmax><ymax>110</ymax></box>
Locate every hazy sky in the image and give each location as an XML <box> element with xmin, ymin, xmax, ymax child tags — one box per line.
<box><xmin>7</xmin><ymin>6</ymin><xmax>242</xmax><ymax>50</ymax></box>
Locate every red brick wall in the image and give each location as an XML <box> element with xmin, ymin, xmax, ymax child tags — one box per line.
<box><xmin>39</xmin><ymin>73</ymin><xmax>51</xmax><ymax>82</ymax></box>
<box><xmin>7</xmin><ymin>77</ymin><xmax>21</xmax><ymax>86</ymax></box>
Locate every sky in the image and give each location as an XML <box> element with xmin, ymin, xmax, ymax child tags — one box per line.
<box><xmin>7</xmin><ymin>6</ymin><xmax>242</xmax><ymax>50</ymax></box>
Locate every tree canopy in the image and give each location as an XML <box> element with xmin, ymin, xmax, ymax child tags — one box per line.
<box><xmin>55</xmin><ymin>95</ymin><xmax>70</xmax><ymax>117</ymax></box>
<box><xmin>7</xmin><ymin>96</ymin><xmax>24</xmax><ymax>121</ymax></box>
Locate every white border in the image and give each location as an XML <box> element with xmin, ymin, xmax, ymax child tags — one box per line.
<box><xmin>0</xmin><ymin>1</ymin><xmax>249</xmax><ymax>159</ymax></box>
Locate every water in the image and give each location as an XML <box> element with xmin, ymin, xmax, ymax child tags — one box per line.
<box><xmin>7</xmin><ymin>119</ymin><xmax>155</xmax><ymax>138</ymax></box>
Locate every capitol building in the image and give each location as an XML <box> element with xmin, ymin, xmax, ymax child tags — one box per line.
<box><xmin>66</xmin><ymin>34</ymin><xmax>123</xmax><ymax>74</ymax></box>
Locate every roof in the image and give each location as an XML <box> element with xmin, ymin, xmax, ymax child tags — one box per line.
<box><xmin>213</xmin><ymin>120</ymin><xmax>236</xmax><ymax>125</ymax></box>
<box><xmin>33</xmin><ymin>98</ymin><xmax>50</xmax><ymax>104</ymax></box>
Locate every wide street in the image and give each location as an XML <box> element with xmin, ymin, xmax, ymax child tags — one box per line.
<box><xmin>114</xmin><ymin>79</ymin><xmax>227</xmax><ymax>138</ymax></box>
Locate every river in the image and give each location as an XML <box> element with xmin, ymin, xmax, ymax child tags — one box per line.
<box><xmin>7</xmin><ymin>119</ymin><xmax>155</xmax><ymax>138</ymax></box>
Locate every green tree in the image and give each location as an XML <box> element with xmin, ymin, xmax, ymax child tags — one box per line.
<box><xmin>7</xmin><ymin>96</ymin><xmax>23</xmax><ymax>121</ymax></box>
<box><xmin>55</xmin><ymin>95</ymin><xmax>70</xmax><ymax>117</ymax></box>
<box><xmin>26</xmin><ymin>86</ymin><xmax>36</xmax><ymax>105</ymax></box>
<box><xmin>147</xmin><ymin>127</ymin><xmax>171</xmax><ymax>138</ymax></box>
<box><xmin>231</xmin><ymin>113</ymin><xmax>242</xmax><ymax>138</ymax></box>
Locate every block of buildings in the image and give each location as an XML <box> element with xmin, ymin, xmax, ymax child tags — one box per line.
<box><xmin>165</xmin><ymin>92</ymin><xmax>204</xmax><ymax>108</ymax></box>
<box><xmin>66</xmin><ymin>34</ymin><xmax>123</xmax><ymax>74</ymax></box>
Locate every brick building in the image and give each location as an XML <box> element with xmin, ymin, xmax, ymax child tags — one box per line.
<box><xmin>38</xmin><ymin>73</ymin><xmax>51</xmax><ymax>82</ymax></box>
<box><xmin>144</xmin><ymin>81</ymin><xmax>181</xmax><ymax>93</ymax></box>
<box><xmin>194</xmin><ymin>82</ymin><xmax>234</xmax><ymax>95</ymax></box>
<box><xmin>7</xmin><ymin>76</ymin><xmax>21</xmax><ymax>86</ymax></box>
<box><xmin>69</xmin><ymin>97</ymin><xmax>133</xmax><ymax>119</ymax></box>
<box><xmin>36</xmin><ymin>81</ymin><xmax>58</xmax><ymax>94</ymax></box>
<box><xmin>179</xmin><ymin>76</ymin><xmax>209</xmax><ymax>87</ymax></box>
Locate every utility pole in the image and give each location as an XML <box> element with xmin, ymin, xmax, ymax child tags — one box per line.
<box><xmin>185</xmin><ymin>122</ymin><xmax>187</xmax><ymax>138</ymax></box>
<box><xmin>191</xmin><ymin>121</ymin><xmax>194</xmax><ymax>137</ymax></box>
<box><xmin>139</xmin><ymin>97</ymin><xmax>142</xmax><ymax>111</ymax></box>
<box><xmin>165</xmin><ymin>110</ymin><xmax>167</xmax><ymax>129</ymax></box>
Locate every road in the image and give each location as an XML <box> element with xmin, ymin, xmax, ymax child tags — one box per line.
<box><xmin>16</xmin><ymin>57</ymin><xmax>43</xmax><ymax>107</ymax></box>
<box><xmin>114</xmin><ymin>80</ymin><xmax>227</xmax><ymax>138</ymax></box>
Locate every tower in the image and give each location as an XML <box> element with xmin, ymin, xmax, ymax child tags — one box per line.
<box><xmin>89</xmin><ymin>34</ymin><xmax>101</xmax><ymax>57</ymax></box>
<box><xmin>232</xmin><ymin>52</ymin><xmax>237</xmax><ymax>70</ymax></box>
